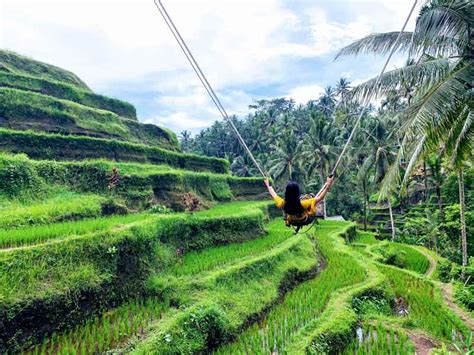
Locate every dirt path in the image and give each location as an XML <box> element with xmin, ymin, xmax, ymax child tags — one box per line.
<box><xmin>415</xmin><ymin>246</ymin><xmax>474</xmax><ymax>333</ymax></box>
<box><xmin>423</xmin><ymin>252</ymin><xmax>437</xmax><ymax>278</ymax></box>
<box><xmin>406</xmin><ymin>330</ymin><xmax>439</xmax><ymax>355</ymax></box>
<box><xmin>440</xmin><ymin>283</ymin><xmax>474</xmax><ymax>333</ymax></box>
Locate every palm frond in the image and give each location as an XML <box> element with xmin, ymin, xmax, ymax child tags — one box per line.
<box><xmin>347</xmin><ymin>58</ymin><xmax>452</xmax><ymax>103</ymax></box>
<box><xmin>335</xmin><ymin>32</ymin><xmax>415</xmax><ymax>59</ymax></box>
<box><xmin>448</xmin><ymin>107</ymin><xmax>473</xmax><ymax>167</ymax></box>
<box><xmin>416</xmin><ymin>0</ymin><xmax>472</xmax><ymax>57</ymax></box>
<box><xmin>401</xmin><ymin>61</ymin><xmax>472</xmax><ymax>141</ymax></box>
<box><xmin>357</xmin><ymin>154</ymin><xmax>375</xmax><ymax>181</ymax></box>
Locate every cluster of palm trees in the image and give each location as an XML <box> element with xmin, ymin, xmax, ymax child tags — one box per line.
<box><xmin>182</xmin><ymin>81</ymin><xmax>402</xmax><ymax>222</ymax></box>
<box><xmin>182</xmin><ymin>0</ymin><xmax>472</xmax><ymax>273</ymax></box>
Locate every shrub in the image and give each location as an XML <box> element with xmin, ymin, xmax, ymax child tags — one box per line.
<box><xmin>148</xmin><ymin>204</ymin><xmax>172</xmax><ymax>214</ymax></box>
<box><xmin>144</xmin><ymin>304</ymin><xmax>233</xmax><ymax>354</ymax></box>
<box><xmin>0</xmin><ymin>153</ymin><xmax>45</xmax><ymax>198</ymax></box>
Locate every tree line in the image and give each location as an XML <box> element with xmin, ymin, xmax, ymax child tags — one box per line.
<box><xmin>180</xmin><ymin>0</ymin><xmax>472</xmax><ymax>275</ymax></box>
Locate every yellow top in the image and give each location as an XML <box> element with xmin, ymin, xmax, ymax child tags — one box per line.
<box><xmin>273</xmin><ymin>195</ymin><xmax>318</xmax><ymax>217</ymax></box>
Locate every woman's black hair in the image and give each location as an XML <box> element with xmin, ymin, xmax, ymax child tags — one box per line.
<box><xmin>283</xmin><ymin>181</ymin><xmax>304</xmax><ymax>216</ymax></box>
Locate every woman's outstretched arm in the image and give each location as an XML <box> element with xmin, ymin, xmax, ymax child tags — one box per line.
<box><xmin>314</xmin><ymin>175</ymin><xmax>335</xmax><ymax>203</ymax></box>
<box><xmin>264</xmin><ymin>178</ymin><xmax>278</xmax><ymax>199</ymax></box>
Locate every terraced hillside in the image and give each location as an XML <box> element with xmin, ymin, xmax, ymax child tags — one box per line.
<box><xmin>1</xmin><ymin>52</ymin><xmax>472</xmax><ymax>354</ymax></box>
<box><xmin>0</xmin><ymin>50</ymin><xmax>178</xmax><ymax>151</ymax></box>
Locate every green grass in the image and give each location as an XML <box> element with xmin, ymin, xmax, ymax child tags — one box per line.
<box><xmin>134</xmin><ymin>224</ymin><xmax>321</xmax><ymax>354</ymax></box>
<box><xmin>0</xmin><ymin>212</ymin><xmax>151</xmax><ymax>248</ymax></box>
<box><xmin>216</xmin><ymin>223</ymin><xmax>365</xmax><ymax>354</ymax></box>
<box><xmin>0</xmin><ymin>71</ymin><xmax>137</xmax><ymax>119</ymax></box>
<box><xmin>380</xmin><ymin>265</ymin><xmax>469</xmax><ymax>341</ymax></box>
<box><xmin>0</xmin><ymin>129</ymin><xmax>229</xmax><ymax>172</ymax></box>
<box><xmin>0</xmin><ymin>49</ymin><xmax>90</xmax><ymax>90</ymax></box>
<box><xmin>353</xmin><ymin>231</ymin><xmax>379</xmax><ymax>245</ymax></box>
<box><xmin>167</xmin><ymin>218</ymin><xmax>290</xmax><ymax>277</ymax></box>
<box><xmin>0</xmin><ymin>87</ymin><xmax>132</xmax><ymax>137</ymax></box>
<box><xmin>342</xmin><ymin>323</ymin><xmax>415</xmax><ymax>354</ymax></box>
<box><xmin>24</xmin><ymin>297</ymin><xmax>169</xmax><ymax>355</ymax></box>
<box><xmin>0</xmin><ymin>191</ymin><xmax>105</xmax><ymax>229</ymax></box>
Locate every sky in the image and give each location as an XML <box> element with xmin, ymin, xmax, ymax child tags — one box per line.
<box><xmin>1</xmin><ymin>0</ymin><xmax>421</xmax><ymax>134</ymax></box>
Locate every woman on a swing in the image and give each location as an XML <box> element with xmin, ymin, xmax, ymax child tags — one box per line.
<box><xmin>264</xmin><ymin>176</ymin><xmax>335</xmax><ymax>229</ymax></box>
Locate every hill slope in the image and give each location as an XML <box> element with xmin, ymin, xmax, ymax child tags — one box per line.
<box><xmin>0</xmin><ymin>50</ymin><xmax>178</xmax><ymax>150</ymax></box>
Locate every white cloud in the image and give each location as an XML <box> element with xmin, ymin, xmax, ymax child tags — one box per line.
<box><xmin>286</xmin><ymin>84</ymin><xmax>324</xmax><ymax>103</ymax></box>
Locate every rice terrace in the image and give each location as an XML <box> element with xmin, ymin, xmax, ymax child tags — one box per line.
<box><xmin>0</xmin><ymin>0</ymin><xmax>473</xmax><ymax>354</ymax></box>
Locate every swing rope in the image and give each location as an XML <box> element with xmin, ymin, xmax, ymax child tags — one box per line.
<box><xmin>153</xmin><ymin>0</ymin><xmax>268</xmax><ymax>178</ymax></box>
<box><xmin>153</xmin><ymin>0</ymin><xmax>418</xmax><ymax>203</ymax></box>
<box><xmin>330</xmin><ymin>0</ymin><xmax>418</xmax><ymax>177</ymax></box>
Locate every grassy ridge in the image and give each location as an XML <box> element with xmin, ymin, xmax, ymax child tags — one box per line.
<box><xmin>0</xmin><ymin>190</ymin><xmax>105</xmax><ymax>230</ymax></box>
<box><xmin>0</xmin><ymin>87</ymin><xmax>130</xmax><ymax>137</ymax></box>
<box><xmin>0</xmin><ymin>202</ymin><xmax>269</xmax><ymax>352</ymax></box>
<box><xmin>0</xmin><ymin>130</ymin><xmax>228</xmax><ymax>172</ymax></box>
<box><xmin>0</xmin><ymin>50</ymin><xmax>90</xmax><ymax>90</ymax></box>
<box><xmin>0</xmin><ymin>88</ymin><xmax>176</xmax><ymax>148</ymax></box>
<box><xmin>26</xmin><ymin>218</ymin><xmax>294</xmax><ymax>354</ymax></box>
<box><xmin>0</xmin><ymin>212</ymin><xmax>150</xmax><ymax>248</ymax></box>
<box><xmin>0</xmin><ymin>154</ymin><xmax>257</xmax><ymax>213</ymax></box>
<box><xmin>216</xmin><ymin>223</ymin><xmax>365</xmax><ymax>354</ymax></box>
<box><xmin>0</xmin><ymin>71</ymin><xmax>137</xmax><ymax>119</ymax></box>
<box><xmin>133</xmin><ymin>223</ymin><xmax>323</xmax><ymax>354</ymax></box>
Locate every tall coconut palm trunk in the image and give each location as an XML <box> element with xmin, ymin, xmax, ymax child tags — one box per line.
<box><xmin>458</xmin><ymin>169</ymin><xmax>468</xmax><ymax>279</ymax></box>
<box><xmin>387</xmin><ymin>197</ymin><xmax>396</xmax><ymax>240</ymax></box>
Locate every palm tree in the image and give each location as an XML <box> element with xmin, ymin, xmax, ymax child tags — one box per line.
<box><xmin>317</xmin><ymin>86</ymin><xmax>337</xmax><ymax>118</ymax></box>
<box><xmin>335</xmin><ymin>77</ymin><xmax>352</xmax><ymax>104</ymax></box>
<box><xmin>267</xmin><ymin>132</ymin><xmax>301</xmax><ymax>187</ymax></box>
<box><xmin>179</xmin><ymin>130</ymin><xmax>192</xmax><ymax>152</ymax></box>
<box><xmin>457</xmin><ymin>168</ymin><xmax>468</xmax><ymax>278</ymax></box>
<box><xmin>298</xmin><ymin>113</ymin><xmax>339</xmax><ymax>217</ymax></box>
<box><xmin>337</xmin><ymin>0</ymin><xmax>473</xmax><ymax>252</ymax></box>
<box><xmin>337</xmin><ymin>0</ymin><xmax>472</xmax><ymax>187</ymax></box>
<box><xmin>357</xmin><ymin>116</ymin><xmax>398</xmax><ymax>239</ymax></box>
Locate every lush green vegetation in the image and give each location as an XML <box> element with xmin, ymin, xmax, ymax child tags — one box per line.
<box><xmin>1</xmin><ymin>2</ymin><xmax>472</xmax><ymax>354</ymax></box>
<box><xmin>373</xmin><ymin>242</ymin><xmax>430</xmax><ymax>274</ymax></box>
<box><xmin>22</xmin><ymin>214</ymin><xmax>330</xmax><ymax>355</ymax></box>
<box><xmin>342</xmin><ymin>323</ymin><xmax>415</xmax><ymax>354</ymax></box>
<box><xmin>0</xmin><ymin>49</ymin><xmax>90</xmax><ymax>90</ymax></box>
<box><xmin>25</xmin><ymin>297</ymin><xmax>169</xmax><ymax>354</ymax></box>
<box><xmin>0</xmin><ymin>192</ymin><xmax>104</xmax><ymax>231</ymax></box>
<box><xmin>0</xmin><ymin>212</ymin><xmax>150</xmax><ymax>248</ymax></box>
<box><xmin>0</xmin><ymin>71</ymin><xmax>137</xmax><ymax>118</ymax></box>
<box><xmin>0</xmin><ymin>202</ymin><xmax>271</xmax><ymax>350</ymax></box>
<box><xmin>216</xmin><ymin>223</ymin><xmax>364</xmax><ymax>354</ymax></box>
<box><xmin>183</xmin><ymin>0</ymin><xmax>473</xmax><ymax>315</ymax></box>
<box><xmin>0</xmin><ymin>87</ymin><xmax>169</xmax><ymax>145</ymax></box>
<box><xmin>0</xmin><ymin>129</ymin><xmax>229</xmax><ymax>172</ymax></box>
